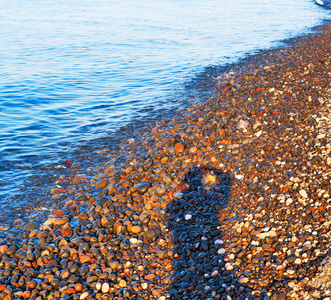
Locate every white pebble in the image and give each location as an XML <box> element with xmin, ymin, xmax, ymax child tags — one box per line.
<box><xmin>102</xmin><ymin>282</ymin><xmax>110</xmax><ymax>293</ymax></box>
<box><xmin>80</xmin><ymin>292</ymin><xmax>89</xmax><ymax>300</ymax></box>
<box><xmin>141</xmin><ymin>282</ymin><xmax>148</xmax><ymax>289</ymax></box>
<box><xmin>218</xmin><ymin>248</ymin><xmax>225</xmax><ymax>254</ymax></box>
<box><xmin>299</xmin><ymin>189</ymin><xmax>308</xmax><ymax>198</ymax></box>
<box><xmin>215</xmin><ymin>239</ymin><xmax>223</xmax><ymax>245</ymax></box>
<box><xmin>96</xmin><ymin>282</ymin><xmax>102</xmax><ymax>290</ymax></box>
<box><xmin>225</xmin><ymin>263</ymin><xmax>233</xmax><ymax>271</ymax></box>
<box><xmin>294</xmin><ymin>258</ymin><xmax>302</xmax><ymax>264</ymax></box>
<box><xmin>286</xmin><ymin>198</ymin><xmax>293</xmax><ymax>205</ymax></box>
<box><xmin>185</xmin><ymin>214</ymin><xmax>192</xmax><ymax>220</ymax></box>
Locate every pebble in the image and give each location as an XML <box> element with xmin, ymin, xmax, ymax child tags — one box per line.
<box><xmin>184</xmin><ymin>214</ymin><xmax>192</xmax><ymax>220</ymax></box>
<box><xmin>299</xmin><ymin>189</ymin><xmax>308</xmax><ymax>198</ymax></box>
<box><xmin>137</xmin><ymin>181</ymin><xmax>151</xmax><ymax>194</ymax></box>
<box><xmin>23</xmin><ymin>222</ymin><xmax>39</xmax><ymax>231</ymax></box>
<box><xmin>102</xmin><ymin>282</ymin><xmax>110</xmax><ymax>293</ymax></box>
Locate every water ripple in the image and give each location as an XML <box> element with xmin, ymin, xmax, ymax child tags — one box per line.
<box><xmin>0</xmin><ymin>0</ymin><xmax>330</xmax><ymax>215</ymax></box>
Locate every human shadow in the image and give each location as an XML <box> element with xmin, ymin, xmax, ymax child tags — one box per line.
<box><xmin>167</xmin><ymin>166</ymin><xmax>236</xmax><ymax>300</ymax></box>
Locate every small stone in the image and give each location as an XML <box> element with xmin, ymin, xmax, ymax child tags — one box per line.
<box><xmin>175</xmin><ymin>143</ymin><xmax>185</xmax><ymax>153</ymax></box>
<box><xmin>145</xmin><ymin>229</ymin><xmax>156</xmax><ymax>241</ymax></box>
<box><xmin>23</xmin><ymin>222</ymin><xmax>39</xmax><ymax>231</ymax></box>
<box><xmin>131</xmin><ymin>225</ymin><xmax>142</xmax><ymax>234</ymax></box>
<box><xmin>102</xmin><ymin>282</ymin><xmax>110</xmax><ymax>293</ymax></box>
<box><xmin>96</xmin><ymin>282</ymin><xmax>102</xmax><ymax>290</ymax></box>
<box><xmin>156</xmin><ymin>250</ymin><xmax>165</xmax><ymax>259</ymax></box>
<box><xmin>225</xmin><ymin>263</ymin><xmax>233</xmax><ymax>271</ymax></box>
<box><xmin>80</xmin><ymin>255</ymin><xmax>91</xmax><ymax>264</ymax></box>
<box><xmin>96</xmin><ymin>179</ymin><xmax>108</xmax><ymax>189</ymax></box>
<box><xmin>201</xmin><ymin>241</ymin><xmax>209</xmax><ymax>251</ymax></box>
<box><xmin>286</xmin><ymin>198</ymin><xmax>293</xmax><ymax>205</ymax></box>
<box><xmin>238</xmin><ymin>277</ymin><xmax>249</xmax><ymax>284</ymax></box>
<box><xmin>218</xmin><ymin>248</ymin><xmax>225</xmax><ymax>254</ymax></box>
<box><xmin>141</xmin><ymin>282</ymin><xmax>148</xmax><ymax>289</ymax></box>
<box><xmin>137</xmin><ymin>181</ymin><xmax>151</xmax><ymax>194</ymax></box>
<box><xmin>22</xmin><ymin>291</ymin><xmax>30</xmax><ymax>299</ymax></box>
<box><xmin>80</xmin><ymin>292</ymin><xmax>89</xmax><ymax>299</ymax></box>
<box><xmin>5</xmin><ymin>246</ymin><xmax>17</xmax><ymax>256</ymax></box>
<box><xmin>119</xmin><ymin>280</ymin><xmax>127</xmax><ymax>287</ymax></box>
<box><xmin>145</xmin><ymin>274</ymin><xmax>156</xmax><ymax>281</ymax></box>
<box><xmin>299</xmin><ymin>189</ymin><xmax>308</xmax><ymax>198</ymax></box>
<box><xmin>237</xmin><ymin>119</ymin><xmax>249</xmax><ymax>130</ymax></box>
<box><xmin>53</xmin><ymin>217</ymin><xmax>69</xmax><ymax>226</ymax></box>
<box><xmin>184</xmin><ymin>214</ymin><xmax>192</xmax><ymax>220</ymax></box>
<box><xmin>174</xmin><ymin>192</ymin><xmax>183</xmax><ymax>199</ymax></box>
<box><xmin>0</xmin><ymin>245</ymin><xmax>8</xmax><ymax>254</ymax></box>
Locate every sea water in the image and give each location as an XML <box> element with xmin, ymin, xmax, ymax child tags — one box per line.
<box><xmin>0</xmin><ymin>0</ymin><xmax>330</xmax><ymax>225</ymax></box>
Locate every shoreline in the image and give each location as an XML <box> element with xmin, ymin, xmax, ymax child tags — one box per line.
<box><xmin>1</xmin><ymin>22</ymin><xmax>331</xmax><ymax>299</ymax></box>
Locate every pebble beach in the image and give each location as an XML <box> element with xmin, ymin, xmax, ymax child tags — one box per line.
<box><xmin>1</xmin><ymin>21</ymin><xmax>331</xmax><ymax>300</ymax></box>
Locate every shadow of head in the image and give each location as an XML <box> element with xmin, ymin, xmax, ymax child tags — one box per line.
<box><xmin>167</xmin><ymin>166</ymin><xmax>233</xmax><ymax>299</ymax></box>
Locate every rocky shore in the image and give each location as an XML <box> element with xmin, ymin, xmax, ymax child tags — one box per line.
<box><xmin>1</xmin><ymin>23</ymin><xmax>331</xmax><ymax>300</ymax></box>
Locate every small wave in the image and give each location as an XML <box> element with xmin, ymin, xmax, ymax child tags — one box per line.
<box><xmin>316</xmin><ymin>0</ymin><xmax>331</xmax><ymax>7</ymax></box>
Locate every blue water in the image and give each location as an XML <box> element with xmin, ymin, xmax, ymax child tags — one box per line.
<box><xmin>0</xmin><ymin>0</ymin><xmax>330</xmax><ymax>220</ymax></box>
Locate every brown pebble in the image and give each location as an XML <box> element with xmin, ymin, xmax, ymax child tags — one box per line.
<box><xmin>96</xmin><ymin>179</ymin><xmax>108</xmax><ymax>189</ymax></box>
<box><xmin>175</xmin><ymin>143</ymin><xmax>184</xmax><ymax>153</ymax></box>
<box><xmin>131</xmin><ymin>225</ymin><xmax>142</xmax><ymax>234</ymax></box>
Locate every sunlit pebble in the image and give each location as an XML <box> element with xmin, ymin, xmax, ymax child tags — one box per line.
<box><xmin>80</xmin><ymin>292</ymin><xmax>89</xmax><ymax>300</ymax></box>
<box><xmin>299</xmin><ymin>189</ymin><xmax>308</xmax><ymax>198</ymax></box>
<box><xmin>96</xmin><ymin>282</ymin><xmax>102</xmax><ymax>290</ymax></box>
<box><xmin>286</xmin><ymin>198</ymin><xmax>293</xmax><ymax>205</ymax></box>
<box><xmin>218</xmin><ymin>248</ymin><xmax>225</xmax><ymax>254</ymax></box>
<box><xmin>184</xmin><ymin>214</ymin><xmax>192</xmax><ymax>220</ymax></box>
<box><xmin>102</xmin><ymin>282</ymin><xmax>110</xmax><ymax>293</ymax></box>
<box><xmin>215</xmin><ymin>239</ymin><xmax>223</xmax><ymax>245</ymax></box>
<box><xmin>235</xmin><ymin>174</ymin><xmax>244</xmax><ymax>180</ymax></box>
<box><xmin>201</xmin><ymin>236</ymin><xmax>208</xmax><ymax>241</ymax></box>
<box><xmin>130</xmin><ymin>237</ymin><xmax>138</xmax><ymax>244</ymax></box>
<box><xmin>211</xmin><ymin>270</ymin><xmax>219</xmax><ymax>277</ymax></box>
<box><xmin>141</xmin><ymin>282</ymin><xmax>148</xmax><ymax>289</ymax></box>
<box><xmin>225</xmin><ymin>263</ymin><xmax>233</xmax><ymax>271</ymax></box>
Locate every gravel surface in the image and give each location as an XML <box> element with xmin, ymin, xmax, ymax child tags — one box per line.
<box><xmin>1</xmin><ymin>23</ymin><xmax>331</xmax><ymax>300</ymax></box>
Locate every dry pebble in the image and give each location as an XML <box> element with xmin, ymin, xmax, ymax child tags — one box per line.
<box><xmin>2</xmin><ymin>21</ymin><xmax>331</xmax><ymax>300</ymax></box>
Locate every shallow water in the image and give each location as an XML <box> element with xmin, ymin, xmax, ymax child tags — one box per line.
<box><xmin>0</xmin><ymin>0</ymin><xmax>330</xmax><ymax>221</ymax></box>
